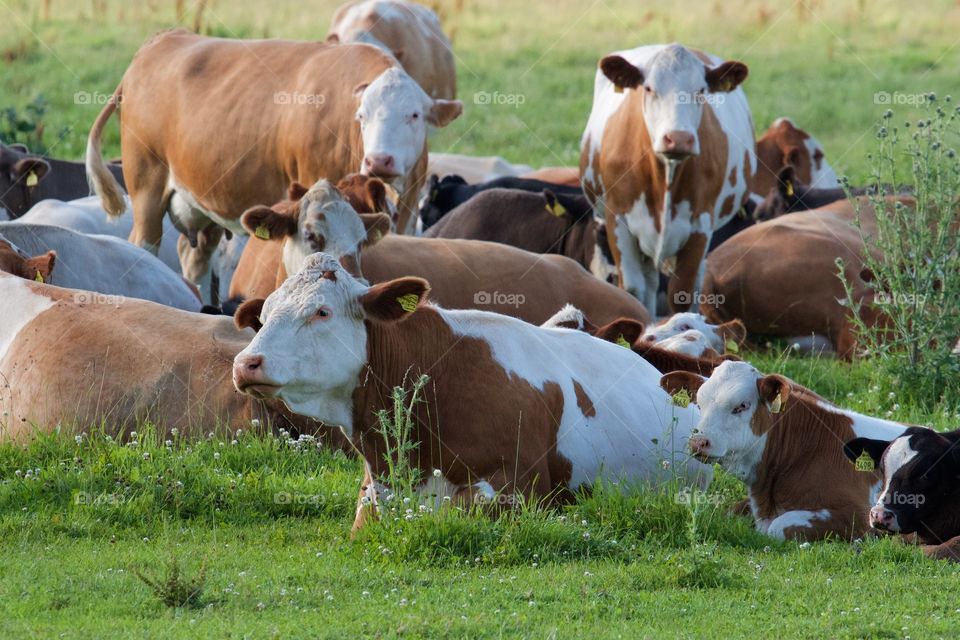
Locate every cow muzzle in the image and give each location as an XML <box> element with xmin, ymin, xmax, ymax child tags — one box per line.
<box><xmin>688</xmin><ymin>435</ymin><xmax>713</xmax><ymax>461</ymax></box>
<box><xmin>657</xmin><ymin>131</ymin><xmax>697</xmax><ymax>160</ymax></box>
<box><xmin>869</xmin><ymin>506</ymin><xmax>900</xmax><ymax>533</ymax></box>
<box><xmin>233</xmin><ymin>354</ymin><xmax>282</xmax><ymax>398</ymax></box>
<box><xmin>362</xmin><ymin>153</ymin><xmax>400</xmax><ymax>180</ymax></box>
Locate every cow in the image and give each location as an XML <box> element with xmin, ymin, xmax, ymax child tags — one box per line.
<box><xmin>0</xmin><ymin>222</ymin><xmax>201</xmax><ymax>311</ymax></box>
<box><xmin>424</xmin><ymin>187</ymin><xmax>615</xmax><ymax>281</ymax></box>
<box><xmin>520</xmin><ymin>167</ymin><xmax>581</xmax><ymax>188</ymax></box>
<box><xmin>660</xmin><ymin>360</ymin><xmax>909</xmax><ymax>541</ymax></box>
<box><xmin>0</xmin><ymin>143</ymin><xmax>125</xmax><ymax>220</ymax></box>
<box><xmin>230</xmin><ymin>178</ymin><xmax>653</xmax><ymax>326</ymax></box>
<box><xmin>752</xmin><ymin>165</ymin><xmax>878</xmax><ymax>221</ymax></box>
<box><xmin>0</xmin><ymin>234</ymin><xmax>56</xmax><ymax>281</ymax></box>
<box><xmin>752</xmin><ymin>117</ymin><xmax>839</xmax><ymax>197</ymax></box>
<box><xmin>418</xmin><ymin>174</ymin><xmax>583</xmax><ymax>230</ymax></box>
<box><xmin>580</xmin><ymin>43</ymin><xmax>756</xmax><ymax>314</ymax></box>
<box><xmin>844</xmin><ymin>428</ymin><xmax>960</xmax><ymax>562</ymax></box>
<box><xmin>85</xmin><ymin>30</ymin><xmax>463</xmax><ymax>274</ymax></box>
<box><xmin>426</xmin><ymin>152</ymin><xmax>533</xmax><ymax>187</ymax></box>
<box><xmin>700</xmin><ymin>197</ymin><xmax>908</xmax><ymax>359</ymax></box>
<box><xmin>640</xmin><ymin>312</ymin><xmax>746</xmax><ymax>357</ymax></box>
<box><xmin>232</xmin><ymin>253</ymin><xmax>711</xmax><ymax>531</ymax></box>
<box><xmin>0</xmin><ymin>269</ymin><xmax>349</xmax><ymax>451</ymax></box>
<box><xmin>328</xmin><ymin>0</ymin><xmax>456</xmax><ymax>99</ymax></box>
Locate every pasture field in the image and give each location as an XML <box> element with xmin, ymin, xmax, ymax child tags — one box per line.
<box><xmin>1</xmin><ymin>0</ymin><xmax>959</xmax><ymax>638</ymax></box>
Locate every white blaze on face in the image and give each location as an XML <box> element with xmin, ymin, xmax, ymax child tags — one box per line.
<box><xmin>803</xmin><ymin>135</ymin><xmax>840</xmax><ymax>189</ymax></box>
<box><xmin>281</xmin><ymin>181</ymin><xmax>368</xmax><ymax>278</ymax></box>
<box><xmin>692</xmin><ymin>361</ymin><xmax>768</xmax><ymax>482</ymax></box>
<box><xmin>656</xmin><ymin>329</ymin><xmax>714</xmax><ymax>357</ymax></box>
<box><xmin>236</xmin><ymin>254</ymin><xmax>369</xmax><ymax>433</ymax></box>
<box><xmin>643</xmin><ymin>312</ymin><xmax>723</xmax><ymax>350</ymax></box>
<box><xmin>874</xmin><ymin>436</ymin><xmax>919</xmax><ymax>510</ymax></box>
<box><xmin>640</xmin><ymin>45</ymin><xmax>710</xmax><ymax>156</ymax></box>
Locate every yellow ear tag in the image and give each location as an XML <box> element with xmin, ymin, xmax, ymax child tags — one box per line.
<box><xmin>254</xmin><ymin>225</ymin><xmax>271</xmax><ymax>241</ymax></box>
<box><xmin>769</xmin><ymin>395</ymin><xmax>783</xmax><ymax>414</ymax></box>
<box><xmin>545</xmin><ymin>201</ymin><xmax>567</xmax><ymax>217</ymax></box>
<box><xmin>34</xmin><ymin>271</ymin><xmax>44</xmax><ymax>283</ymax></box>
<box><xmin>855</xmin><ymin>451</ymin><xmax>875</xmax><ymax>472</ymax></box>
<box><xmin>371</xmin><ymin>230</ymin><xmax>383</xmax><ymax>242</ymax></box>
<box><xmin>785</xmin><ymin>180</ymin><xmax>794</xmax><ymax>198</ymax></box>
<box><xmin>614</xmin><ymin>84</ymin><xmax>624</xmax><ymax>94</ymax></box>
<box><xmin>397</xmin><ymin>293</ymin><xmax>419</xmax><ymax>313</ymax></box>
<box><xmin>671</xmin><ymin>388</ymin><xmax>691</xmax><ymax>408</ymax></box>
<box><xmin>616</xmin><ymin>334</ymin><xmax>631</xmax><ymax>349</ymax></box>
<box><xmin>26</xmin><ymin>171</ymin><xmax>38</xmax><ymax>187</ymax></box>
<box><xmin>724</xmin><ymin>339</ymin><xmax>739</xmax><ymax>354</ymax></box>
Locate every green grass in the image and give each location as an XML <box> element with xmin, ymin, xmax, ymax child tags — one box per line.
<box><xmin>1</xmin><ymin>1</ymin><xmax>959</xmax><ymax>637</ymax></box>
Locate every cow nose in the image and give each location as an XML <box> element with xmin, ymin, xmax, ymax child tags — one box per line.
<box><xmin>869</xmin><ymin>506</ymin><xmax>895</xmax><ymax>530</ymax></box>
<box><xmin>236</xmin><ymin>354</ymin><xmax>263</xmax><ymax>373</ymax></box>
<box><xmin>688</xmin><ymin>436</ymin><xmax>710</xmax><ymax>456</ymax></box>
<box><xmin>363</xmin><ymin>154</ymin><xmax>398</xmax><ymax>178</ymax></box>
<box><xmin>661</xmin><ymin>131</ymin><xmax>696</xmax><ymax>157</ymax></box>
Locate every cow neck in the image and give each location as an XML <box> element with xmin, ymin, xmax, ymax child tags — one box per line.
<box><xmin>749</xmin><ymin>393</ymin><xmax>879</xmax><ymax>517</ymax></box>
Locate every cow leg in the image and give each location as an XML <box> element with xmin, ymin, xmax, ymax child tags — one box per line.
<box><xmin>667</xmin><ymin>232</ymin><xmax>708</xmax><ymax>313</ymax></box>
<box><xmin>921</xmin><ymin>536</ymin><xmax>960</xmax><ymax>562</ymax></box>
<box><xmin>396</xmin><ymin>148</ymin><xmax>428</xmax><ymax>235</ymax></box>
<box><xmin>351</xmin><ymin>461</ymin><xmax>381</xmax><ymax>536</ymax></box>
<box><xmin>613</xmin><ymin>216</ymin><xmax>653</xmax><ymax>307</ymax></box>
<box><xmin>122</xmin><ymin>138</ymin><xmax>168</xmax><ymax>256</ymax></box>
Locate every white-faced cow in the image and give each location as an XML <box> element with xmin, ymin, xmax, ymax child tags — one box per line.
<box><xmin>844</xmin><ymin>428</ymin><xmax>960</xmax><ymax>562</ymax></box>
<box><xmin>581</xmin><ymin>43</ymin><xmax>756</xmax><ymax>313</ymax></box>
<box><xmin>661</xmin><ymin>361</ymin><xmax>909</xmax><ymax>541</ymax></box>
<box><xmin>232</xmin><ymin>253</ymin><xmax>711</xmax><ymax>531</ymax></box>
<box><xmin>328</xmin><ymin>0</ymin><xmax>456</xmax><ymax>100</ymax></box>
<box><xmin>640</xmin><ymin>312</ymin><xmax>746</xmax><ymax>358</ymax></box>
<box><xmin>85</xmin><ymin>29</ymin><xmax>462</xmax><ymax>272</ymax></box>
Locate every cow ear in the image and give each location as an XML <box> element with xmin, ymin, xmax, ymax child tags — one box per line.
<box><xmin>659</xmin><ymin>371</ymin><xmax>706</xmax><ymax>404</ymax></box>
<box><xmin>783</xmin><ymin>146</ymin><xmax>803</xmax><ymax>168</ymax></box>
<box><xmin>353</xmin><ymin>82</ymin><xmax>370</xmax><ymax>98</ymax></box>
<box><xmin>9</xmin><ymin>143</ymin><xmax>29</xmax><ymax>154</ymax></box>
<box><xmin>235</xmin><ymin>298</ymin><xmax>265</xmax><ymax>332</ymax></box>
<box><xmin>325</xmin><ymin>33</ymin><xmax>340</xmax><ymax>43</ymax></box>
<box><xmin>716</xmin><ymin>319</ymin><xmax>746</xmax><ymax>352</ymax></box>
<box><xmin>599</xmin><ymin>55</ymin><xmax>644</xmax><ymax>90</ymax></box>
<box><xmin>843</xmin><ymin>437</ymin><xmax>891</xmax><ymax>467</ymax></box>
<box><xmin>22</xmin><ymin>250</ymin><xmax>56</xmax><ymax>283</ymax></box>
<box><xmin>392</xmin><ymin>48</ymin><xmax>404</xmax><ymax>63</ymax></box>
<box><xmin>359</xmin><ymin>213</ymin><xmax>391</xmax><ymax>247</ymax></box>
<box><xmin>364</xmin><ymin>178</ymin><xmax>389</xmax><ymax>213</ymax></box>
<box><xmin>427</xmin><ymin>100</ymin><xmax>463</xmax><ymax>127</ymax></box>
<box><xmin>241</xmin><ymin>205</ymin><xmax>298</xmax><ymax>241</ymax></box>
<box><xmin>542</xmin><ymin>190</ymin><xmax>567</xmax><ymax>217</ymax></box>
<box><xmin>12</xmin><ymin>157</ymin><xmax>50</xmax><ymax>186</ymax></box>
<box><xmin>359</xmin><ymin>277</ymin><xmax>430</xmax><ymax>322</ymax></box>
<box><xmin>594</xmin><ymin>318</ymin><xmax>645</xmax><ymax>347</ymax></box>
<box><xmin>288</xmin><ymin>182</ymin><xmax>309</xmax><ymax>201</ymax></box>
<box><xmin>706</xmin><ymin>60</ymin><xmax>748</xmax><ymax>93</ymax></box>
<box><xmin>757</xmin><ymin>374</ymin><xmax>791</xmax><ymax>414</ymax></box>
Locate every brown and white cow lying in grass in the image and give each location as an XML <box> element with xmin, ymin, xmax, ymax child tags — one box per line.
<box><xmin>232</xmin><ymin>254</ymin><xmax>711</xmax><ymax>531</ymax></box>
<box><xmin>660</xmin><ymin>361</ymin><xmax>908</xmax><ymax>541</ymax></box>
<box><xmin>229</xmin><ymin>177</ymin><xmax>652</xmax><ymax>327</ymax></box>
<box><xmin>751</xmin><ymin>117</ymin><xmax>839</xmax><ymax>197</ymax></box>
<box><xmin>844</xmin><ymin>428</ymin><xmax>960</xmax><ymax>562</ymax></box>
<box><xmin>0</xmin><ymin>261</ymin><xmax>345</xmax><ymax>448</ymax></box>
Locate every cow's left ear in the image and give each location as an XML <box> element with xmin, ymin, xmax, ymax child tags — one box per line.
<box><xmin>235</xmin><ymin>298</ymin><xmax>265</xmax><ymax>332</ymax></box>
<box><xmin>427</xmin><ymin>100</ymin><xmax>463</xmax><ymax>128</ymax></box>
<box><xmin>757</xmin><ymin>374</ymin><xmax>790</xmax><ymax>414</ymax></box>
<box><xmin>12</xmin><ymin>157</ymin><xmax>50</xmax><ymax>186</ymax></box>
<box><xmin>359</xmin><ymin>213</ymin><xmax>391</xmax><ymax>247</ymax></box>
<box><xmin>705</xmin><ymin>61</ymin><xmax>748</xmax><ymax>93</ymax></box>
<box><xmin>359</xmin><ymin>277</ymin><xmax>430</xmax><ymax>322</ymax></box>
<box><xmin>843</xmin><ymin>437</ymin><xmax>891</xmax><ymax>467</ymax></box>
<box><xmin>660</xmin><ymin>371</ymin><xmax>706</xmax><ymax>404</ymax></box>
<box><xmin>594</xmin><ymin>318</ymin><xmax>645</xmax><ymax>347</ymax></box>
<box><xmin>22</xmin><ymin>250</ymin><xmax>56</xmax><ymax>283</ymax></box>
<box><xmin>364</xmin><ymin>178</ymin><xmax>390</xmax><ymax>213</ymax></box>
<box><xmin>599</xmin><ymin>55</ymin><xmax>644</xmax><ymax>90</ymax></box>
<box><xmin>716</xmin><ymin>319</ymin><xmax>747</xmax><ymax>352</ymax></box>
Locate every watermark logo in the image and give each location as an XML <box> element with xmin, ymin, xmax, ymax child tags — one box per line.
<box><xmin>873</xmin><ymin>91</ymin><xmax>933</xmax><ymax>107</ymax></box>
<box><xmin>274</xmin><ymin>491</ymin><xmax>327</xmax><ymax>505</ymax></box>
<box><xmin>473</xmin><ymin>91</ymin><xmax>526</xmax><ymax>108</ymax></box>
<box><xmin>474</xmin><ymin>291</ymin><xmax>526</xmax><ymax>308</ymax></box>
<box><xmin>73</xmin><ymin>490</ymin><xmax>127</xmax><ymax>506</ymax></box>
<box><xmin>675</xmin><ymin>489</ymin><xmax>726</xmax><ymax>506</ymax></box>
<box><xmin>673</xmin><ymin>291</ymin><xmax>725</xmax><ymax>308</ymax></box>
<box><xmin>676</xmin><ymin>91</ymin><xmax>725</xmax><ymax>106</ymax></box>
<box><xmin>74</xmin><ymin>292</ymin><xmax>126</xmax><ymax>305</ymax></box>
<box><xmin>873</xmin><ymin>291</ymin><xmax>927</xmax><ymax>306</ymax></box>
<box><xmin>883</xmin><ymin>492</ymin><xmax>925</xmax><ymax>506</ymax></box>
<box><xmin>274</xmin><ymin>92</ymin><xmax>326</xmax><ymax>108</ymax></box>
<box><xmin>74</xmin><ymin>91</ymin><xmax>121</xmax><ymax>106</ymax></box>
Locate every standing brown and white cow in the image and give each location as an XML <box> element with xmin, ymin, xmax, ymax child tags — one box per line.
<box><xmin>85</xmin><ymin>29</ymin><xmax>462</xmax><ymax>271</ymax></box>
<box><xmin>328</xmin><ymin>0</ymin><xmax>456</xmax><ymax>100</ymax></box>
<box><xmin>580</xmin><ymin>43</ymin><xmax>756</xmax><ymax>313</ymax></box>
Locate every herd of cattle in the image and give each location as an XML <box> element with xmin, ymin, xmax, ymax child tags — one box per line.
<box><xmin>1</xmin><ymin>0</ymin><xmax>956</xmax><ymax>560</ymax></box>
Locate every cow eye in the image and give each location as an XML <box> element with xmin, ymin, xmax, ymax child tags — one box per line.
<box><xmin>732</xmin><ymin>402</ymin><xmax>750</xmax><ymax>415</ymax></box>
<box><xmin>411</xmin><ymin>112</ymin><xmax>420</xmax><ymax>120</ymax></box>
<box><xmin>679</xmin><ymin>324</ymin><xmax>691</xmax><ymax>331</ymax></box>
<box><xmin>314</xmin><ymin>306</ymin><xmax>333</xmax><ymax>321</ymax></box>
<box><xmin>643</xmin><ymin>85</ymin><xmax>653</xmax><ymax>94</ymax></box>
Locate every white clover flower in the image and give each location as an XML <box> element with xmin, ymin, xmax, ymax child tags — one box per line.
<box><xmin>170</xmin><ymin>428</ymin><xmax>179</xmax><ymax>437</ymax></box>
<box><xmin>214</xmin><ymin>452</ymin><xmax>221</xmax><ymax>460</ymax></box>
<box><xmin>433</xmin><ymin>469</ymin><xmax>442</xmax><ymax>478</ymax></box>
<box><xmin>360</xmin><ymin>496</ymin><xmax>372</xmax><ymax>505</ymax></box>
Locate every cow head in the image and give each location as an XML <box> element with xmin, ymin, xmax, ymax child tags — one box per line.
<box><xmin>0</xmin><ymin>143</ymin><xmax>51</xmax><ymax>219</ymax></box>
<box><xmin>0</xmin><ymin>233</ymin><xmax>56</xmax><ymax>282</ymax></box>
<box><xmin>660</xmin><ymin>361</ymin><xmax>788</xmax><ymax>482</ymax></box>
<box><xmin>355</xmin><ymin>68</ymin><xmax>462</xmax><ymax>180</ymax></box>
<box><xmin>240</xmin><ymin>179</ymin><xmax>391</xmax><ymax>279</ymax></box>
<box><xmin>641</xmin><ymin>312</ymin><xmax>745</xmax><ymax>355</ymax></box>
<box><xmin>418</xmin><ymin>174</ymin><xmax>467</xmax><ymax>230</ymax></box>
<box><xmin>753</xmin><ymin>165</ymin><xmax>805</xmax><ymax>221</ymax></box>
<box><xmin>844</xmin><ymin>428</ymin><xmax>960</xmax><ymax>539</ymax></box>
<box><xmin>599</xmin><ymin>44</ymin><xmax>747</xmax><ymax>160</ymax></box>
<box><xmin>755</xmin><ymin>117</ymin><xmax>838</xmax><ymax>193</ymax></box>
<box><xmin>233</xmin><ymin>253</ymin><xmax>429</xmax><ymax>434</ymax></box>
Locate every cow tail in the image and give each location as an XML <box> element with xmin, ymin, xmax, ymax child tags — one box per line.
<box><xmin>85</xmin><ymin>83</ymin><xmax>127</xmax><ymax>217</ymax></box>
